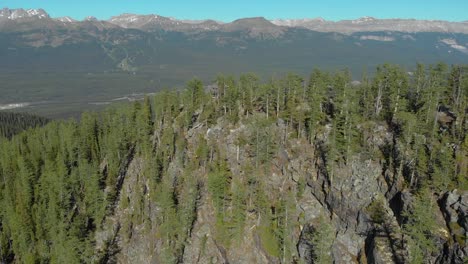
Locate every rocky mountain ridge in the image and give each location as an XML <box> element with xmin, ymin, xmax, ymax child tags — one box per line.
<box><xmin>271</xmin><ymin>17</ymin><xmax>468</xmax><ymax>34</ymax></box>
<box><xmin>0</xmin><ymin>8</ymin><xmax>49</xmax><ymax>20</ymax></box>
<box><xmin>1</xmin><ymin>7</ymin><xmax>468</xmax><ymax>34</ymax></box>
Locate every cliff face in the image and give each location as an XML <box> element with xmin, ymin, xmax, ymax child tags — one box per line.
<box><xmin>96</xmin><ymin>114</ymin><xmax>466</xmax><ymax>263</ymax></box>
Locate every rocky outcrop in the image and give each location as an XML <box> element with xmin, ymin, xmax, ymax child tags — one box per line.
<box><xmin>364</xmin><ymin>200</ymin><xmax>409</xmax><ymax>264</ymax></box>
<box><xmin>91</xmin><ymin>116</ymin><xmax>465</xmax><ymax>264</ymax></box>
<box><xmin>95</xmin><ymin>157</ymin><xmax>161</xmax><ymax>263</ymax></box>
<box><xmin>437</xmin><ymin>190</ymin><xmax>468</xmax><ymax>263</ymax></box>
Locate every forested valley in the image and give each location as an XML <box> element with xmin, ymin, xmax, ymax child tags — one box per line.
<box><xmin>0</xmin><ymin>63</ymin><xmax>467</xmax><ymax>263</ymax></box>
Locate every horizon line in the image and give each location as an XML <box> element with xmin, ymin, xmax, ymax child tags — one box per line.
<box><xmin>2</xmin><ymin>6</ymin><xmax>467</xmax><ymax>23</ymax></box>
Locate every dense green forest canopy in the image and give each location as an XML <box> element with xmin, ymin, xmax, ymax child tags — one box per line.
<box><xmin>0</xmin><ymin>112</ymin><xmax>49</xmax><ymax>139</ymax></box>
<box><xmin>0</xmin><ymin>63</ymin><xmax>467</xmax><ymax>263</ymax></box>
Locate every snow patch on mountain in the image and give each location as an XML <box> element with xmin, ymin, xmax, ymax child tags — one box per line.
<box><xmin>56</xmin><ymin>16</ymin><xmax>76</xmax><ymax>23</ymax></box>
<box><xmin>84</xmin><ymin>16</ymin><xmax>98</xmax><ymax>22</ymax></box>
<box><xmin>270</xmin><ymin>18</ymin><xmax>325</xmax><ymax>27</ymax></box>
<box><xmin>108</xmin><ymin>14</ymin><xmax>162</xmax><ymax>28</ymax></box>
<box><xmin>0</xmin><ymin>8</ymin><xmax>49</xmax><ymax>20</ymax></box>
<box><xmin>360</xmin><ymin>35</ymin><xmax>395</xmax><ymax>41</ymax></box>
<box><xmin>440</xmin><ymin>38</ymin><xmax>468</xmax><ymax>53</ymax></box>
<box><xmin>270</xmin><ymin>17</ymin><xmax>468</xmax><ymax>34</ymax></box>
<box><xmin>110</xmin><ymin>13</ymin><xmax>158</xmax><ymax>23</ymax></box>
<box><xmin>352</xmin><ymin>16</ymin><xmax>377</xmax><ymax>24</ymax></box>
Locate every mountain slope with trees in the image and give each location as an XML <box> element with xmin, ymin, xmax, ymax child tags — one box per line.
<box><xmin>0</xmin><ymin>63</ymin><xmax>467</xmax><ymax>263</ymax></box>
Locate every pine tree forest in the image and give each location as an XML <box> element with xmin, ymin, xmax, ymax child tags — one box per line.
<box><xmin>0</xmin><ymin>63</ymin><xmax>467</xmax><ymax>263</ymax></box>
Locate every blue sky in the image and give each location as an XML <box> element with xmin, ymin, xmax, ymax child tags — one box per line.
<box><xmin>0</xmin><ymin>0</ymin><xmax>466</xmax><ymax>22</ymax></box>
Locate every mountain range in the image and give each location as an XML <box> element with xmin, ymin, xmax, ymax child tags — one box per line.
<box><xmin>2</xmin><ymin>8</ymin><xmax>468</xmax><ymax>34</ymax></box>
<box><xmin>1</xmin><ymin>8</ymin><xmax>468</xmax><ymax>117</ymax></box>
<box><xmin>1</xmin><ymin>8</ymin><xmax>467</xmax><ymax>66</ymax></box>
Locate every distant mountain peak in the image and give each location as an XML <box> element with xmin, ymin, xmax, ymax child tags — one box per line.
<box><xmin>231</xmin><ymin>17</ymin><xmax>272</xmax><ymax>25</ymax></box>
<box><xmin>55</xmin><ymin>16</ymin><xmax>76</xmax><ymax>23</ymax></box>
<box><xmin>352</xmin><ymin>16</ymin><xmax>377</xmax><ymax>23</ymax></box>
<box><xmin>225</xmin><ymin>17</ymin><xmax>285</xmax><ymax>38</ymax></box>
<box><xmin>0</xmin><ymin>8</ymin><xmax>49</xmax><ymax>20</ymax></box>
<box><xmin>229</xmin><ymin>17</ymin><xmax>278</xmax><ymax>29</ymax></box>
<box><xmin>84</xmin><ymin>16</ymin><xmax>98</xmax><ymax>22</ymax></box>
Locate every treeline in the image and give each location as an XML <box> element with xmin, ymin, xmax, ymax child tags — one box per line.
<box><xmin>0</xmin><ymin>63</ymin><xmax>467</xmax><ymax>263</ymax></box>
<box><xmin>0</xmin><ymin>112</ymin><xmax>49</xmax><ymax>139</ymax></box>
